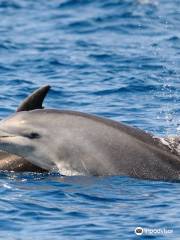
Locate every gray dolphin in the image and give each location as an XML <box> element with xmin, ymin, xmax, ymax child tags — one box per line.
<box><xmin>0</xmin><ymin>109</ymin><xmax>179</xmax><ymax>180</ymax></box>
<box><xmin>0</xmin><ymin>86</ymin><xmax>50</xmax><ymax>172</ymax></box>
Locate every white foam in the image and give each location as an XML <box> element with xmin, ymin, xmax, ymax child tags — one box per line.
<box><xmin>56</xmin><ymin>161</ymin><xmax>83</xmax><ymax>176</ymax></box>
<box><xmin>159</xmin><ymin>136</ymin><xmax>180</xmax><ymax>156</ymax></box>
<box><xmin>3</xmin><ymin>183</ymin><xmax>12</xmax><ymax>189</ymax></box>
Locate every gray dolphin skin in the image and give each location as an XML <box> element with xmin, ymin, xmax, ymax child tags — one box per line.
<box><xmin>16</xmin><ymin>85</ymin><xmax>50</xmax><ymax>112</ymax></box>
<box><xmin>0</xmin><ymin>109</ymin><xmax>179</xmax><ymax>180</ymax></box>
<box><xmin>0</xmin><ymin>86</ymin><xmax>50</xmax><ymax>172</ymax></box>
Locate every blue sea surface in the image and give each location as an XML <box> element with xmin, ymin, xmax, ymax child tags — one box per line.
<box><xmin>0</xmin><ymin>0</ymin><xmax>179</xmax><ymax>239</ymax></box>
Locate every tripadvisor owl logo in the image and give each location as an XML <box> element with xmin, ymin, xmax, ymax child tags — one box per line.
<box><xmin>135</xmin><ymin>227</ymin><xmax>143</xmax><ymax>235</ymax></box>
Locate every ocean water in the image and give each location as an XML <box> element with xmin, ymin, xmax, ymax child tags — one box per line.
<box><xmin>0</xmin><ymin>0</ymin><xmax>179</xmax><ymax>239</ymax></box>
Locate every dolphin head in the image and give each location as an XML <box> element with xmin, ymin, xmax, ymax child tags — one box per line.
<box><xmin>0</xmin><ymin>85</ymin><xmax>51</xmax><ymax>173</ymax></box>
<box><xmin>0</xmin><ymin>110</ymin><xmax>57</xmax><ymax>171</ymax></box>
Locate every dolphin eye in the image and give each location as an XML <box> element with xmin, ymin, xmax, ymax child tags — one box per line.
<box><xmin>24</xmin><ymin>132</ymin><xmax>40</xmax><ymax>139</ymax></box>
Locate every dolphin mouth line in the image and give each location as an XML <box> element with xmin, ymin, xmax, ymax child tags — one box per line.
<box><xmin>0</xmin><ymin>135</ymin><xmax>17</xmax><ymax>139</ymax></box>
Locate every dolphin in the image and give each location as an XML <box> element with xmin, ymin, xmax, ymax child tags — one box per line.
<box><xmin>0</xmin><ymin>109</ymin><xmax>179</xmax><ymax>180</ymax></box>
<box><xmin>0</xmin><ymin>86</ymin><xmax>50</xmax><ymax>172</ymax></box>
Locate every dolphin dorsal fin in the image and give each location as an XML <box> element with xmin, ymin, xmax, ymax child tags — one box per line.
<box><xmin>17</xmin><ymin>85</ymin><xmax>51</xmax><ymax>112</ymax></box>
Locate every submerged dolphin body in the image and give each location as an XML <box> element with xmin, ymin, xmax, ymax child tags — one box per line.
<box><xmin>0</xmin><ymin>86</ymin><xmax>50</xmax><ymax>172</ymax></box>
<box><xmin>0</xmin><ymin>109</ymin><xmax>179</xmax><ymax>180</ymax></box>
